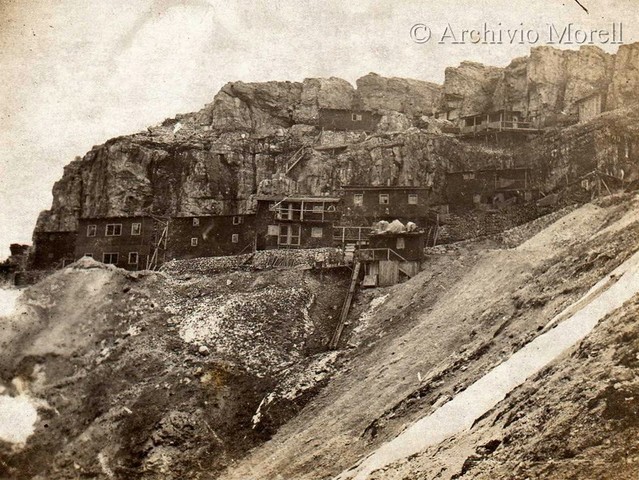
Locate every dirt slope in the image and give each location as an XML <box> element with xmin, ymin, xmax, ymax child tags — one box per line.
<box><xmin>0</xmin><ymin>260</ymin><xmax>349</xmax><ymax>479</ymax></box>
<box><xmin>219</xmin><ymin>194</ymin><xmax>639</xmax><ymax>480</ymax></box>
<box><xmin>368</xmin><ymin>290</ymin><xmax>639</xmax><ymax>480</ymax></box>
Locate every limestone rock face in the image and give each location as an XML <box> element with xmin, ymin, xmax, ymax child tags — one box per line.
<box><xmin>446</xmin><ymin>46</ymin><xmax>614</xmax><ymax>122</ymax></box>
<box><xmin>355</xmin><ymin>73</ymin><xmax>442</xmax><ymax>117</ymax></box>
<box><xmin>33</xmin><ymin>43</ymin><xmax>639</xmax><ymax>239</ymax></box>
<box><xmin>526</xmin><ymin>46</ymin><xmax>613</xmax><ymax>119</ymax></box>
<box><xmin>197</xmin><ymin>80</ymin><xmax>303</xmax><ymax>134</ymax></box>
<box><xmin>492</xmin><ymin>56</ymin><xmax>529</xmax><ymax>113</ymax></box>
<box><xmin>608</xmin><ymin>43</ymin><xmax>639</xmax><ymax>110</ymax></box>
<box><xmin>194</xmin><ymin>77</ymin><xmax>356</xmax><ymax>135</ymax></box>
<box><xmin>295</xmin><ymin>77</ymin><xmax>356</xmax><ymax>124</ymax></box>
<box><xmin>441</xmin><ymin>61</ymin><xmax>503</xmax><ymax>117</ymax></box>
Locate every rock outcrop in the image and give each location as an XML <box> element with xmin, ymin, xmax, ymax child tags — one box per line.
<box><xmin>441</xmin><ymin>61</ymin><xmax>503</xmax><ymax>116</ymax></box>
<box><xmin>442</xmin><ymin>45</ymin><xmax>616</xmax><ymax>123</ymax></box>
<box><xmin>195</xmin><ymin>77</ymin><xmax>356</xmax><ymax>134</ymax></box>
<box><xmin>608</xmin><ymin>42</ymin><xmax>639</xmax><ymax>110</ymax></box>
<box><xmin>526</xmin><ymin>45</ymin><xmax>613</xmax><ymax>120</ymax></box>
<box><xmin>355</xmin><ymin>73</ymin><xmax>442</xmax><ymax>117</ymax></box>
<box><xmin>34</xmin><ymin>43</ymin><xmax>639</xmax><ymax>237</ymax></box>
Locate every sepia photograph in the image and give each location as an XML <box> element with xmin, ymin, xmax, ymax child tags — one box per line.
<box><xmin>1</xmin><ymin>0</ymin><xmax>639</xmax><ymax>478</ymax></box>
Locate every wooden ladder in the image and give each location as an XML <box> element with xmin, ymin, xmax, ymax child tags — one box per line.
<box><xmin>329</xmin><ymin>261</ymin><xmax>361</xmax><ymax>350</ymax></box>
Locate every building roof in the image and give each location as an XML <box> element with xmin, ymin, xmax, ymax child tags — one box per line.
<box><xmin>319</xmin><ymin>107</ymin><xmax>376</xmax><ymax>114</ymax></box>
<box><xmin>447</xmin><ymin>167</ymin><xmax>531</xmax><ymax>175</ymax></box>
<box><xmin>369</xmin><ymin>231</ymin><xmax>425</xmax><ymax>238</ymax></box>
<box><xmin>575</xmin><ymin>89</ymin><xmax>607</xmax><ymax>103</ymax></box>
<box><xmin>78</xmin><ymin>215</ymin><xmax>154</xmax><ymax>221</ymax></box>
<box><xmin>173</xmin><ymin>213</ymin><xmax>255</xmax><ymax>219</ymax></box>
<box><xmin>255</xmin><ymin>195</ymin><xmax>341</xmax><ymax>203</ymax></box>
<box><xmin>341</xmin><ymin>185</ymin><xmax>431</xmax><ymax>191</ymax></box>
<box><xmin>459</xmin><ymin>109</ymin><xmax>524</xmax><ymax>120</ymax></box>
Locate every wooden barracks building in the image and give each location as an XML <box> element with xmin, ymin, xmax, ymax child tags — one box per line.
<box><xmin>166</xmin><ymin>214</ymin><xmax>256</xmax><ymax>260</ymax></box>
<box><xmin>340</xmin><ymin>185</ymin><xmax>433</xmax><ymax>225</ymax></box>
<box><xmin>31</xmin><ymin>185</ymin><xmax>441</xmax><ymax>271</ymax></box>
<box><xmin>74</xmin><ymin>216</ymin><xmax>163</xmax><ymax>270</ymax></box>
<box><xmin>254</xmin><ymin>195</ymin><xmax>341</xmax><ymax>250</ymax></box>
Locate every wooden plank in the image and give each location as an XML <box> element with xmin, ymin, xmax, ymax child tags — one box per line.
<box><xmin>329</xmin><ymin>261</ymin><xmax>361</xmax><ymax>349</ymax></box>
<box><xmin>378</xmin><ymin>260</ymin><xmax>399</xmax><ymax>286</ymax></box>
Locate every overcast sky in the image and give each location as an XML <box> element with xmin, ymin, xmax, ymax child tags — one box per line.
<box><xmin>1</xmin><ymin>0</ymin><xmax>637</xmax><ymax>258</ymax></box>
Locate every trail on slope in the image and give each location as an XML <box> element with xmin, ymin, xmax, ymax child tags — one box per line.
<box><xmin>338</xmin><ymin>246</ymin><xmax>639</xmax><ymax>480</ymax></box>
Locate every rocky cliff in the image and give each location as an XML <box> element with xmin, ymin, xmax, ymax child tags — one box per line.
<box><xmin>35</xmin><ymin>43</ymin><xmax>639</xmax><ymax>235</ymax></box>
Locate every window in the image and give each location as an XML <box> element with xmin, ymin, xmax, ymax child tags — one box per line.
<box><xmin>231</xmin><ymin>234</ymin><xmax>239</xmax><ymax>243</ymax></box>
<box><xmin>103</xmin><ymin>253</ymin><xmax>118</xmax><ymax>264</ymax></box>
<box><xmin>233</xmin><ymin>216</ymin><xmax>242</xmax><ymax>225</ymax></box>
<box><xmin>105</xmin><ymin>224</ymin><xmax>122</xmax><ymax>236</ymax></box>
<box><xmin>352</xmin><ymin>113</ymin><xmax>363</xmax><ymax>121</ymax></box>
<box><xmin>267</xmin><ymin>225</ymin><xmax>279</xmax><ymax>236</ymax></box>
<box><xmin>193</xmin><ymin>218</ymin><xmax>200</xmax><ymax>226</ymax></box>
<box><xmin>311</xmin><ymin>227</ymin><xmax>323</xmax><ymax>238</ymax></box>
<box><xmin>128</xmin><ymin>252</ymin><xmax>139</xmax><ymax>264</ymax></box>
<box><xmin>278</xmin><ymin>224</ymin><xmax>301</xmax><ymax>246</ymax></box>
<box><xmin>379</xmin><ymin>194</ymin><xmax>390</xmax><ymax>205</ymax></box>
<box><xmin>354</xmin><ymin>194</ymin><xmax>363</xmax><ymax>206</ymax></box>
<box><xmin>408</xmin><ymin>194</ymin><xmax>418</xmax><ymax>205</ymax></box>
<box><xmin>131</xmin><ymin>223</ymin><xmax>141</xmax><ymax>235</ymax></box>
<box><xmin>396</xmin><ymin>237</ymin><xmax>406</xmax><ymax>250</ymax></box>
<box><xmin>84</xmin><ymin>253</ymin><xmax>93</xmax><ymax>258</ymax></box>
<box><xmin>191</xmin><ymin>237</ymin><xmax>198</xmax><ymax>246</ymax></box>
<box><xmin>87</xmin><ymin>225</ymin><xmax>97</xmax><ymax>237</ymax></box>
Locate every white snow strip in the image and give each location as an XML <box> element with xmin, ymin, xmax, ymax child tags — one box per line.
<box><xmin>338</xmin><ymin>249</ymin><xmax>639</xmax><ymax>480</ymax></box>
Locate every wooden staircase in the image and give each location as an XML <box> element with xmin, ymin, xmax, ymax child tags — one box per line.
<box><xmin>329</xmin><ymin>261</ymin><xmax>361</xmax><ymax>350</ymax></box>
<box><xmin>285</xmin><ymin>145</ymin><xmax>309</xmax><ymax>175</ymax></box>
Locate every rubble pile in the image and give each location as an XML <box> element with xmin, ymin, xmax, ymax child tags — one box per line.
<box><xmin>160</xmin><ymin>253</ymin><xmax>252</xmax><ymax>275</ymax></box>
<box><xmin>251</xmin><ymin>247</ymin><xmax>343</xmax><ymax>269</ymax></box>
<box><xmin>174</xmin><ymin>286</ymin><xmax>315</xmax><ymax>375</ymax></box>
<box><xmin>160</xmin><ymin>248</ymin><xmax>345</xmax><ymax>277</ymax></box>
<box><xmin>0</xmin><ymin>259</ymin><xmax>349</xmax><ymax>479</ymax></box>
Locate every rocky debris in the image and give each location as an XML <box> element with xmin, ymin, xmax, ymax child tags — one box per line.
<box><xmin>251</xmin><ymin>350</ymin><xmax>340</xmax><ymax>431</ymax></box>
<box><xmin>251</xmin><ymin>247</ymin><xmax>344</xmax><ymax>269</ymax></box>
<box><xmin>0</xmin><ymin>259</ymin><xmax>348</xmax><ymax>479</ymax></box>
<box><xmin>161</xmin><ymin>254</ymin><xmax>253</xmax><ymax>275</ymax></box>
<box><xmin>161</xmin><ymin>248</ymin><xmax>345</xmax><ymax>276</ymax></box>
<box><xmin>174</xmin><ymin>286</ymin><xmax>315</xmax><ymax>375</ymax></box>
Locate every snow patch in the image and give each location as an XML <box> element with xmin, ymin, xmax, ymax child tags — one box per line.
<box><xmin>0</xmin><ymin>394</ymin><xmax>38</xmax><ymax>444</ymax></box>
<box><xmin>352</xmin><ymin>294</ymin><xmax>389</xmax><ymax>337</ymax></box>
<box><xmin>0</xmin><ymin>287</ymin><xmax>21</xmax><ymax>317</ymax></box>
